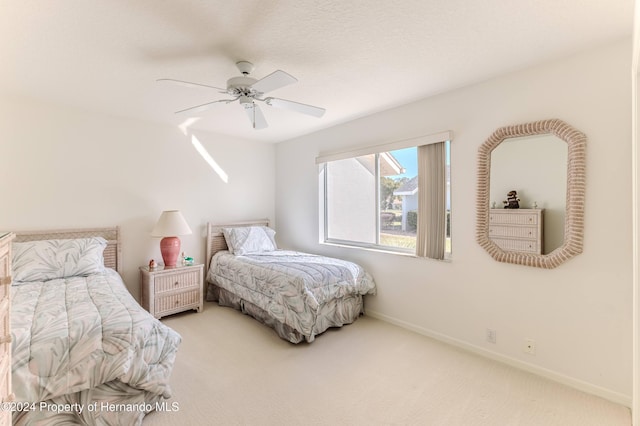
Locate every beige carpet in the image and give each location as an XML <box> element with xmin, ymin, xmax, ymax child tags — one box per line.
<box><xmin>144</xmin><ymin>304</ymin><xmax>630</xmax><ymax>426</ymax></box>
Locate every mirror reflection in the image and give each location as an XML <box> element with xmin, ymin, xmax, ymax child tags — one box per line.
<box><xmin>489</xmin><ymin>134</ymin><xmax>567</xmax><ymax>254</ymax></box>
<box><xmin>476</xmin><ymin>118</ymin><xmax>586</xmax><ymax>269</ymax></box>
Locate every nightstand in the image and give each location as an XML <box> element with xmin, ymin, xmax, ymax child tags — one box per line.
<box><xmin>140</xmin><ymin>263</ymin><xmax>204</xmax><ymax>319</ymax></box>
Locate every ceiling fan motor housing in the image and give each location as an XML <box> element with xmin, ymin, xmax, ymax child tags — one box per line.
<box><xmin>227</xmin><ymin>76</ymin><xmax>259</xmax><ymax>96</ymax></box>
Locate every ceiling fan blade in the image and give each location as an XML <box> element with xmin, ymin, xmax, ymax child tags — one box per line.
<box><xmin>175</xmin><ymin>98</ymin><xmax>236</xmax><ymax>115</ymax></box>
<box><xmin>243</xmin><ymin>103</ymin><xmax>268</xmax><ymax>130</ymax></box>
<box><xmin>157</xmin><ymin>78</ymin><xmax>227</xmax><ymax>92</ymax></box>
<box><xmin>251</xmin><ymin>70</ymin><xmax>297</xmax><ymax>94</ymax></box>
<box><xmin>265</xmin><ymin>97</ymin><xmax>326</xmax><ymax>118</ymax></box>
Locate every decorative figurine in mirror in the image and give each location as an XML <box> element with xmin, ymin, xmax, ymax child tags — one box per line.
<box><xmin>503</xmin><ymin>190</ymin><xmax>520</xmax><ymax>209</ymax></box>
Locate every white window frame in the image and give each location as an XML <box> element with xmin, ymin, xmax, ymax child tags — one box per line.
<box><xmin>316</xmin><ymin>131</ymin><xmax>452</xmax><ymax>257</ymax></box>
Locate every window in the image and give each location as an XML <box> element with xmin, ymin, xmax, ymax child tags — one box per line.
<box><xmin>318</xmin><ymin>133</ymin><xmax>451</xmax><ymax>259</ymax></box>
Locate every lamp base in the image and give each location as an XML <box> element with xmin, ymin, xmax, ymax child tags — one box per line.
<box><xmin>159</xmin><ymin>236</ymin><xmax>181</xmax><ymax>267</ymax></box>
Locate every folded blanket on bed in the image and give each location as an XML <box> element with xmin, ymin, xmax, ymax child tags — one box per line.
<box><xmin>11</xmin><ymin>268</ymin><xmax>181</xmax><ymax>405</ymax></box>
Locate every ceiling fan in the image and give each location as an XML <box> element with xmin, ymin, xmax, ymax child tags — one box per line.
<box><xmin>158</xmin><ymin>61</ymin><xmax>326</xmax><ymax>130</ymax></box>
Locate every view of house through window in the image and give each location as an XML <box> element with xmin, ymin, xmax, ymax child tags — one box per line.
<box><xmin>380</xmin><ymin>147</ymin><xmax>418</xmax><ymax>250</ymax></box>
<box><xmin>325</xmin><ymin>154</ymin><xmax>377</xmax><ymax>244</ymax></box>
<box><xmin>323</xmin><ymin>141</ymin><xmax>451</xmax><ymax>256</ymax></box>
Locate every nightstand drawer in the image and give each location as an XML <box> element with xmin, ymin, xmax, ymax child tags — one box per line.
<box><xmin>155</xmin><ymin>269</ymin><xmax>201</xmax><ymax>293</ymax></box>
<box><xmin>155</xmin><ymin>290</ymin><xmax>200</xmax><ymax>314</ymax></box>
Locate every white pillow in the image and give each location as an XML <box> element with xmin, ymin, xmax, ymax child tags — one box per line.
<box><xmin>222</xmin><ymin>226</ymin><xmax>277</xmax><ymax>255</ymax></box>
<box><xmin>12</xmin><ymin>237</ymin><xmax>107</xmax><ymax>282</ymax></box>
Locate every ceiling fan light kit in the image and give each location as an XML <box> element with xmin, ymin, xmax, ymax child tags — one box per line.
<box><xmin>159</xmin><ymin>61</ymin><xmax>326</xmax><ymax>129</ymax></box>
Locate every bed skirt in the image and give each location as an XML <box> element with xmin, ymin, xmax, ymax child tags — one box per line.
<box><xmin>207</xmin><ymin>283</ymin><xmax>365</xmax><ymax>343</ymax></box>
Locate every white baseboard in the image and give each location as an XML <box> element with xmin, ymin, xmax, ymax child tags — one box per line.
<box><xmin>366</xmin><ymin>309</ymin><xmax>632</xmax><ymax>408</ymax></box>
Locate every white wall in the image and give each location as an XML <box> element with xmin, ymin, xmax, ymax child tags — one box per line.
<box><xmin>0</xmin><ymin>94</ymin><xmax>275</xmax><ymax>299</ymax></box>
<box><xmin>275</xmin><ymin>39</ymin><xmax>632</xmax><ymax>403</ymax></box>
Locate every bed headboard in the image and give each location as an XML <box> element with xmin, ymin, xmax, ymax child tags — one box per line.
<box><xmin>14</xmin><ymin>227</ymin><xmax>122</xmax><ymax>274</ymax></box>
<box><xmin>205</xmin><ymin>219</ymin><xmax>270</xmax><ymax>275</ymax></box>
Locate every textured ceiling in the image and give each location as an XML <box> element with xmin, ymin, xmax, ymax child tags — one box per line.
<box><xmin>0</xmin><ymin>0</ymin><xmax>633</xmax><ymax>143</ymax></box>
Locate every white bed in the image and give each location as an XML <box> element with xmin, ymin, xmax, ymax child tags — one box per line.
<box><xmin>205</xmin><ymin>220</ymin><xmax>377</xmax><ymax>343</ymax></box>
<box><xmin>10</xmin><ymin>227</ymin><xmax>181</xmax><ymax>425</ymax></box>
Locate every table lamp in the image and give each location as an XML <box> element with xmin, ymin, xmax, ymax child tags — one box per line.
<box><xmin>151</xmin><ymin>210</ymin><xmax>192</xmax><ymax>267</ymax></box>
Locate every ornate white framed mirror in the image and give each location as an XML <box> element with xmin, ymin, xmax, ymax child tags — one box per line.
<box><xmin>476</xmin><ymin>119</ymin><xmax>586</xmax><ymax>268</ymax></box>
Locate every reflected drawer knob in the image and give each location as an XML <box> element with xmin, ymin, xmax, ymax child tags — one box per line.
<box><xmin>174</xmin><ymin>281</ymin><xmax>179</xmax><ymax>286</ymax></box>
<box><xmin>175</xmin><ymin>300</ymin><xmax>180</xmax><ymax>305</ymax></box>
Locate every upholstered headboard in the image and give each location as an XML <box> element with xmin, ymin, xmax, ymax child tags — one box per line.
<box><xmin>205</xmin><ymin>219</ymin><xmax>270</xmax><ymax>276</ymax></box>
<box><xmin>14</xmin><ymin>227</ymin><xmax>122</xmax><ymax>273</ymax></box>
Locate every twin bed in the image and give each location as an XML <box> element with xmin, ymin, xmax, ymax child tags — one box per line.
<box><xmin>205</xmin><ymin>220</ymin><xmax>377</xmax><ymax>343</ymax></box>
<box><xmin>10</xmin><ymin>227</ymin><xmax>181</xmax><ymax>425</ymax></box>
<box><xmin>7</xmin><ymin>221</ymin><xmax>375</xmax><ymax>424</ymax></box>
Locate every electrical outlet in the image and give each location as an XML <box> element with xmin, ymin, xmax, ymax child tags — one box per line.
<box><xmin>486</xmin><ymin>328</ymin><xmax>496</xmax><ymax>344</ymax></box>
<box><xmin>524</xmin><ymin>338</ymin><xmax>536</xmax><ymax>355</ymax></box>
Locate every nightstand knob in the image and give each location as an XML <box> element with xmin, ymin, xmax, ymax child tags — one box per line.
<box><xmin>174</xmin><ymin>281</ymin><xmax>179</xmax><ymax>286</ymax></box>
<box><xmin>175</xmin><ymin>300</ymin><xmax>180</xmax><ymax>306</ymax></box>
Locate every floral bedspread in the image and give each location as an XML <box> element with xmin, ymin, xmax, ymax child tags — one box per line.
<box><xmin>208</xmin><ymin>250</ymin><xmax>376</xmax><ymax>340</ymax></box>
<box><xmin>10</xmin><ymin>269</ymin><xmax>181</xmax><ymax>424</ymax></box>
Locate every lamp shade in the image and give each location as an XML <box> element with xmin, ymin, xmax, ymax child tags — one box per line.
<box><xmin>151</xmin><ymin>210</ymin><xmax>192</xmax><ymax>237</ymax></box>
<box><xmin>151</xmin><ymin>210</ymin><xmax>192</xmax><ymax>267</ymax></box>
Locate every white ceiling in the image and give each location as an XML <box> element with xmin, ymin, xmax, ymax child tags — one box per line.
<box><xmin>0</xmin><ymin>1</ymin><xmax>633</xmax><ymax>143</ymax></box>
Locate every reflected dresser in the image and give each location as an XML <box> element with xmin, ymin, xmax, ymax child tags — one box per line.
<box><xmin>488</xmin><ymin>209</ymin><xmax>544</xmax><ymax>254</ymax></box>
